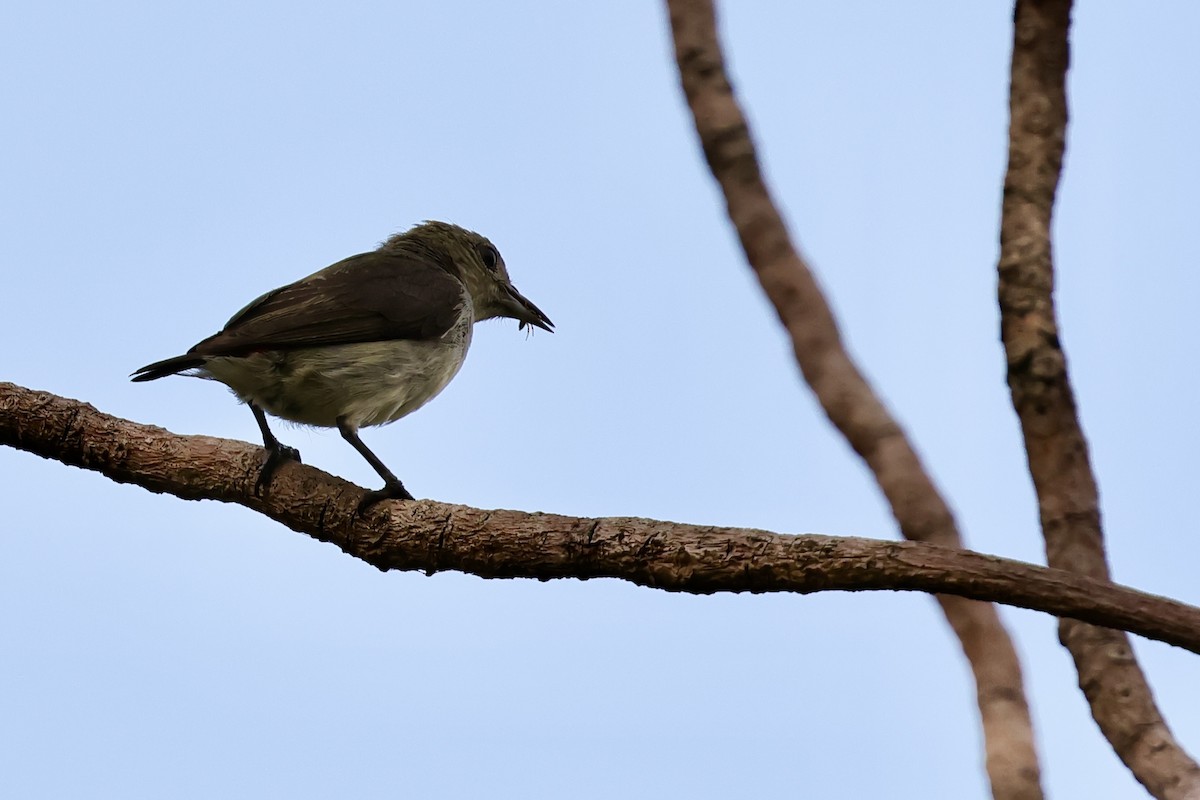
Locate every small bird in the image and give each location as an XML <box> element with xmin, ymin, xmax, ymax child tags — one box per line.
<box><xmin>132</xmin><ymin>221</ymin><xmax>553</xmax><ymax>508</ymax></box>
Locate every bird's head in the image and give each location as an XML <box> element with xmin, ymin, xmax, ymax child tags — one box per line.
<box><xmin>386</xmin><ymin>221</ymin><xmax>554</xmax><ymax>333</ymax></box>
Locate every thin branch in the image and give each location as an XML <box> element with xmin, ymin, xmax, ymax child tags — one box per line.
<box><xmin>998</xmin><ymin>2</ymin><xmax>1200</xmax><ymax>797</ymax></box>
<box><xmin>3</xmin><ymin>381</ymin><xmax>1200</xmax><ymax>656</ymax></box>
<box><xmin>664</xmin><ymin>1</ymin><xmax>1043</xmax><ymax>797</ymax></box>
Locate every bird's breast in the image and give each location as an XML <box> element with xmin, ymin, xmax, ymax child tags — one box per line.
<box><xmin>203</xmin><ymin>309</ymin><xmax>474</xmax><ymax>429</ymax></box>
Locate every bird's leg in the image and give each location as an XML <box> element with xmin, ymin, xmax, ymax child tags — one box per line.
<box><xmin>336</xmin><ymin>416</ymin><xmax>415</xmax><ymax>511</ymax></box>
<box><xmin>251</xmin><ymin>403</ymin><xmax>301</xmax><ymax>495</ymax></box>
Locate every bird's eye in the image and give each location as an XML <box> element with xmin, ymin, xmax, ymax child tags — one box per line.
<box><xmin>479</xmin><ymin>244</ymin><xmax>501</xmax><ymax>272</ymax></box>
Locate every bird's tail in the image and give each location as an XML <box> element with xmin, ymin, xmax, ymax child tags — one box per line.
<box><xmin>130</xmin><ymin>354</ymin><xmax>207</xmax><ymax>382</ymax></box>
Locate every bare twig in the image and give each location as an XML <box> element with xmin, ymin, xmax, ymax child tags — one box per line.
<box><xmin>665</xmin><ymin>1</ymin><xmax>1043</xmax><ymax>796</ymax></box>
<box><xmin>3</xmin><ymin>381</ymin><xmax>1200</xmax><ymax>656</ymax></box>
<box><xmin>998</xmin><ymin>2</ymin><xmax>1200</xmax><ymax>798</ymax></box>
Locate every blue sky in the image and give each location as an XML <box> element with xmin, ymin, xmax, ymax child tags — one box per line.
<box><xmin>2</xmin><ymin>2</ymin><xmax>1198</xmax><ymax>798</ymax></box>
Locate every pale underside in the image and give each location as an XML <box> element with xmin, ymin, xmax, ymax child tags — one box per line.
<box><xmin>199</xmin><ymin>309</ymin><xmax>473</xmax><ymax>429</ymax></box>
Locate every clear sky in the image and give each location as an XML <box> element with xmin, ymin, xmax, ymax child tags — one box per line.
<box><xmin>2</xmin><ymin>2</ymin><xmax>1198</xmax><ymax>798</ymax></box>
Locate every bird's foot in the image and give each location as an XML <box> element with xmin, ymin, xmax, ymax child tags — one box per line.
<box><xmin>255</xmin><ymin>443</ymin><xmax>302</xmax><ymax>496</ymax></box>
<box><xmin>356</xmin><ymin>480</ymin><xmax>415</xmax><ymax>514</ymax></box>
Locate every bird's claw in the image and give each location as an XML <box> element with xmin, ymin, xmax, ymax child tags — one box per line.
<box><xmin>255</xmin><ymin>443</ymin><xmax>302</xmax><ymax>496</ymax></box>
<box><xmin>356</xmin><ymin>480</ymin><xmax>415</xmax><ymax>515</ymax></box>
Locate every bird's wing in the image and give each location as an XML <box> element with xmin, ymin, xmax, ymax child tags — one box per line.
<box><xmin>189</xmin><ymin>250</ymin><xmax>465</xmax><ymax>356</ymax></box>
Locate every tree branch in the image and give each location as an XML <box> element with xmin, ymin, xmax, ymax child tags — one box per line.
<box><xmin>664</xmin><ymin>1</ymin><xmax>1044</xmax><ymax>797</ymax></box>
<box><xmin>4</xmin><ymin>381</ymin><xmax>1200</xmax><ymax>652</ymax></box>
<box><xmin>997</xmin><ymin>2</ymin><xmax>1200</xmax><ymax>798</ymax></box>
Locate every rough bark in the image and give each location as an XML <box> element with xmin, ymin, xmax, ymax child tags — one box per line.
<box><xmin>997</xmin><ymin>2</ymin><xmax>1200</xmax><ymax>798</ymax></box>
<box><xmin>3</xmin><ymin>381</ymin><xmax>1200</xmax><ymax>657</ymax></box>
<box><xmin>665</xmin><ymin>1</ymin><xmax>1043</xmax><ymax>797</ymax></box>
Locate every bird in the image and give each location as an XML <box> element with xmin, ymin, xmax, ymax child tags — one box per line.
<box><xmin>132</xmin><ymin>221</ymin><xmax>553</xmax><ymax>509</ymax></box>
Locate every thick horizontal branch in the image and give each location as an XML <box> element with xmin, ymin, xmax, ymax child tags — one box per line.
<box><xmin>4</xmin><ymin>381</ymin><xmax>1199</xmax><ymax>654</ymax></box>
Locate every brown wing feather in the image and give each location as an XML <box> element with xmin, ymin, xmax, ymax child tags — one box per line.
<box><xmin>188</xmin><ymin>250</ymin><xmax>465</xmax><ymax>357</ymax></box>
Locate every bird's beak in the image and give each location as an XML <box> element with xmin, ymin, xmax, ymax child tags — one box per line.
<box><xmin>499</xmin><ymin>283</ymin><xmax>554</xmax><ymax>332</ymax></box>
